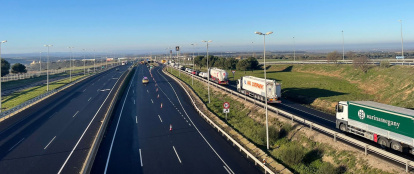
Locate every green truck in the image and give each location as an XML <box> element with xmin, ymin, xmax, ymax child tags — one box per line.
<box><xmin>336</xmin><ymin>101</ymin><xmax>414</xmax><ymax>153</ymax></box>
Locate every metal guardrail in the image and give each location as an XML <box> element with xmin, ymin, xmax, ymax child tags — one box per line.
<box><xmin>261</xmin><ymin>59</ymin><xmax>414</xmax><ymax>66</ymax></box>
<box><xmin>0</xmin><ymin>66</ymin><xmax>118</xmax><ymax>122</ymax></box>
<box><xmin>163</xmin><ymin>68</ymin><xmax>276</xmax><ymax>174</ymax></box>
<box><xmin>169</xmin><ymin>65</ymin><xmax>414</xmax><ymax>173</ymax></box>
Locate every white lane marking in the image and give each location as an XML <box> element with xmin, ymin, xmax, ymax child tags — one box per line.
<box><xmin>58</xmin><ymin>67</ymin><xmax>128</xmax><ymax>174</ymax></box>
<box><xmin>92</xmin><ymin>83</ymin><xmax>95</xmax><ymax>85</ymax></box>
<box><xmin>103</xmin><ymin>67</ymin><xmax>137</xmax><ymax>173</ymax></box>
<box><xmin>82</xmin><ymin>89</ymin><xmax>86</xmax><ymax>92</ymax></box>
<box><xmin>157</xmin><ymin>68</ymin><xmax>234</xmax><ymax>174</ymax></box>
<box><xmin>73</xmin><ymin>111</ymin><xmax>79</xmax><ymax>117</ymax></box>
<box><xmin>134</xmin><ymin>99</ymin><xmax>135</xmax><ymax>104</ymax></box>
<box><xmin>158</xmin><ymin>115</ymin><xmax>163</xmax><ymax>123</ymax></box>
<box><xmin>136</xmin><ymin>116</ymin><xmax>138</xmax><ymax>123</ymax></box>
<box><xmin>223</xmin><ymin>166</ymin><xmax>233</xmax><ymax>174</ymax></box>
<box><xmin>44</xmin><ymin>136</ymin><xmax>56</xmax><ymax>149</ymax></box>
<box><xmin>88</xmin><ymin>97</ymin><xmax>92</xmax><ymax>101</ymax></box>
<box><xmin>139</xmin><ymin>149</ymin><xmax>143</xmax><ymax>167</ymax></box>
<box><xmin>49</xmin><ymin>112</ymin><xmax>57</xmax><ymax>119</ymax></box>
<box><xmin>173</xmin><ymin>146</ymin><xmax>182</xmax><ymax>163</ymax></box>
<box><xmin>151</xmin><ymin>99</ymin><xmax>153</xmax><ymax>103</ymax></box>
<box><xmin>9</xmin><ymin>138</ymin><xmax>25</xmax><ymax>151</ymax></box>
<box><xmin>147</xmin><ymin>90</ymin><xmax>149</xmax><ymax>93</ymax></box>
<box><xmin>133</xmin><ymin>90</ymin><xmax>134</xmax><ymax>94</ymax></box>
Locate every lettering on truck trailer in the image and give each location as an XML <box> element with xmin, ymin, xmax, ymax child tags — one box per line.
<box><xmin>358</xmin><ymin>109</ymin><xmax>401</xmax><ymax>129</ymax></box>
<box><xmin>244</xmin><ymin>80</ymin><xmax>264</xmax><ymax>90</ymax></box>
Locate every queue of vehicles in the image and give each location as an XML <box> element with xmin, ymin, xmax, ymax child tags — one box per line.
<box><xmin>167</xmin><ymin>62</ymin><xmax>414</xmax><ymax>155</ymax></box>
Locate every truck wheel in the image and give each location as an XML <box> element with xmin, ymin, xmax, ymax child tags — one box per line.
<box><xmin>378</xmin><ymin>137</ymin><xmax>389</xmax><ymax>148</ymax></box>
<box><xmin>339</xmin><ymin>123</ymin><xmax>347</xmax><ymax>132</ymax></box>
<box><xmin>390</xmin><ymin>141</ymin><xmax>403</xmax><ymax>152</ymax></box>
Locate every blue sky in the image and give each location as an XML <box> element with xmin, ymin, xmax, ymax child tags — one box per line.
<box><xmin>1</xmin><ymin>0</ymin><xmax>413</xmax><ymax>54</ymax></box>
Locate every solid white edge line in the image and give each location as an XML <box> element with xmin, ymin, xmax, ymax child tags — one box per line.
<box><xmin>58</xmin><ymin>68</ymin><xmax>128</xmax><ymax>174</ymax></box>
<box><xmin>172</xmin><ymin>146</ymin><xmax>182</xmax><ymax>163</ymax></box>
<box><xmin>223</xmin><ymin>166</ymin><xmax>231</xmax><ymax>174</ymax></box>
<box><xmin>136</xmin><ymin>116</ymin><xmax>138</xmax><ymax>123</ymax></box>
<box><xmin>44</xmin><ymin>136</ymin><xmax>56</xmax><ymax>150</ymax></box>
<box><xmin>158</xmin><ymin>115</ymin><xmax>162</xmax><ymax>123</ymax></box>
<box><xmin>157</xmin><ymin>68</ymin><xmax>234</xmax><ymax>174</ymax></box>
<box><xmin>103</xmin><ymin>67</ymin><xmax>137</xmax><ymax>174</ymax></box>
<box><xmin>73</xmin><ymin>111</ymin><xmax>79</xmax><ymax>118</ymax></box>
<box><xmin>151</xmin><ymin>99</ymin><xmax>153</xmax><ymax>103</ymax></box>
<box><xmin>9</xmin><ymin>138</ymin><xmax>25</xmax><ymax>151</ymax></box>
<box><xmin>139</xmin><ymin>149</ymin><xmax>143</xmax><ymax>167</ymax></box>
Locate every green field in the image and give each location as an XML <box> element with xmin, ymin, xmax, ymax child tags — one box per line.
<box><xmin>183</xmin><ymin>64</ymin><xmax>414</xmax><ymax>114</ymax></box>
<box><xmin>1</xmin><ymin>74</ymin><xmax>85</xmax><ymax>112</ymax></box>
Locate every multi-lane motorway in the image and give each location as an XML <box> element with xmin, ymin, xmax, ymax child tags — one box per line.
<box><xmin>92</xmin><ymin>65</ymin><xmax>261</xmax><ymax>173</ymax></box>
<box><xmin>0</xmin><ymin>65</ymin><xmax>129</xmax><ymax>173</ymax></box>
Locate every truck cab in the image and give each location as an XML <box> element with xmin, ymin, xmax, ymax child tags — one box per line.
<box><xmin>336</xmin><ymin>101</ymin><xmax>349</xmax><ymax>131</ymax></box>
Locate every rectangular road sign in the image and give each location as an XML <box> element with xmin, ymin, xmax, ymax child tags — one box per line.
<box><xmin>223</xmin><ymin>109</ymin><xmax>229</xmax><ymax>113</ymax></box>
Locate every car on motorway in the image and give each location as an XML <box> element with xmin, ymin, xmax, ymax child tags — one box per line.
<box><xmin>180</xmin><ymin>66</ymin><xmax>185</xmax><ymax>71</ymax></box>
<box><xmin>192</xmin><ymin>70</ymin><xmax>200</xmax><ymax>75</ymax></box>
<box><xmin>199</xmin><ymin>72</ymin><xmax>208</xmax><ymax>78</ymax></box>
<box><xmin>142</xmin><ymin>77</ymin><xmax>149</xmax><ymax>84</ymax></box>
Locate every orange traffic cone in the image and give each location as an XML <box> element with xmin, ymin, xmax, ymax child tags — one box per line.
<box><xmin>161</xmin><ymin>103</ymin><xmax>163</xmax><ymax>108</ymax></box>
<box><xmin>157</xmin><ymin>94</ymin><xmax>159</xmax><ymax>98</ymax></box>
<box><xmin>170</xmin><ymin>124</ymin><xmax>172</xmax><ymax>131</ymax></box>
<box><xmin>156</xmin><ymin>88</ymin><xmax>158</xmax><ymax>92</ymax></box>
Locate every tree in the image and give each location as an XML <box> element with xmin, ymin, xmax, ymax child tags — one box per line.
<box><xmin>346</xmin><ymin>51</ymin><xmax>355</xmax><ymax>60</ymax></box>
<box><xmin>326</xmin><ymin>51</ymin><xmax>340</xmax><ymax>64</ymax></box>
<box><xmin>236</xmin><ymin>59</ymin><xmax>249</xmax><ymax>74</ymax></box>
<box><xmin>1</xmin><ymin>58</ymin><xmax>10</xmax><ymax>77</ymax></box>
<box><xmin>246</xmin><ymin>57</ymin><xmax>259</xmax><ymax>71</ymax></box>
<box><xmin>353</xmin><ymin>55</ymin><xmax>370</xmax><ymax>73</ymax></box>
<box><xmin>194</xmin><ymin>56</ymin><xmax>205</xmax><ymax>69</ymax></box>
<box><xmin>11</xmin><ymin>63</ymin><xmax>27</xmax><ymax>75</ymax></box>
<box><xmin>207</xmin><ymin>55</ymin><xmax>218</xmax><ymax>68</ymax></box>
<box><xmin>224</xmin><ymin>58</ymin><xmax>238</xmax><ymax>70</ymax></box>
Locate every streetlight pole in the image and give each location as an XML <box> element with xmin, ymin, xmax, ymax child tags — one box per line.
<box><xmin>39</xmin><ymin>52</ymin><xmax>42</xmax><ymax>72</ymax></box>
<box><xmin>82</xmin><ymin>49</ymin><xmax>86</xmax><ymax>75</ymax></box>
<box><xmin>68</xmin><ymin>47</ymin><xmax>74</xmax><ymax>82</ymax></box>
<box><xmin>399</xmin><ymin>20</ymin><xmax>404</xmax><ymax>59</ymax></box>
<box><xmin>342</xmin><ymin>30</ymin><xmax>345</xmax><ymax>61</ymax></box>
<box><xmin>191</xmin><ymin>43</ymin><xmax>195</xmax><ymax>85</ymax></box>
<box><xmin>0</xmin><ymin>40</ymin><xmax>7</xmax><ymax>112</ymax></box>
<box><xmin>293</xmin><ymin>37</ymin><xmax>296</xmax><ymax>61</ymax></box>
<box><xmin>202</xmin><ymin>40</ymin><xmax>212</xmax><ymax>103</ymax></box>
<box><xmin>44</xmin><ymin>45</ymin><xmax>53</xmax><ymax>91</ymax></box>
<box><xmin>93</xmin><ymin>49</ymin><xmax>96</xmax><ymax>73</ymax></box>
<box><xmin>255</xmin><ymin>31</ymin><xmax>273</xmax><ymax>150</ymax></box>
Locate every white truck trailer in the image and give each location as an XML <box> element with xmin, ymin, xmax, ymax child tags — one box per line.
<box><xmin>209</xmin><ymin>68</ymin><xmax>228</xmax><ymax>85</ymax></box>
<box><xmin>237</xmin><ymin>76</ymin><xmax>281</xmax><ymax>103</ymax></box>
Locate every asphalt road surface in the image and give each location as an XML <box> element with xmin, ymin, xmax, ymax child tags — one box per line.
<box><xmin>0</xmin><ymin>65</ymin><xmax>128</xmax><ymax>174</ymax></box>
<box><xmin>92</xmin><ymin>64</ymin><xmax>261</xmax><ymax>174</ymax></box>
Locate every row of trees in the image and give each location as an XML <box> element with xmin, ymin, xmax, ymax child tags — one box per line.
<box><xmin>192</xmin><ymin>56</ymin><xmax>260</xmax><ymax>72</ymax></box>
<box><xmin>1</xmin><ymin>59</ymin><xmax>27</xmax><ymax>77</ymax></box>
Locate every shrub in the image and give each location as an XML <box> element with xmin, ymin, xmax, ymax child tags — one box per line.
<box><xmin>316</xmin><ymin>162</ymin><xmax>338</xmax><ymax>174</ymax></box>
<box><xmin>278</xmin><ymin>143</ymin><xmax>306</xmax><ymax>166</ymax></box>
<box><xmin>380</xmin><ymin>60</ymin><xmax>391</xmax><ymax>68</ymax></box>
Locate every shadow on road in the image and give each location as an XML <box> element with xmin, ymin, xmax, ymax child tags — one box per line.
<box><xmin>283</xmin><ymin>88</ymin><xmax>347</xmax><ymax>105</ymax></box>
